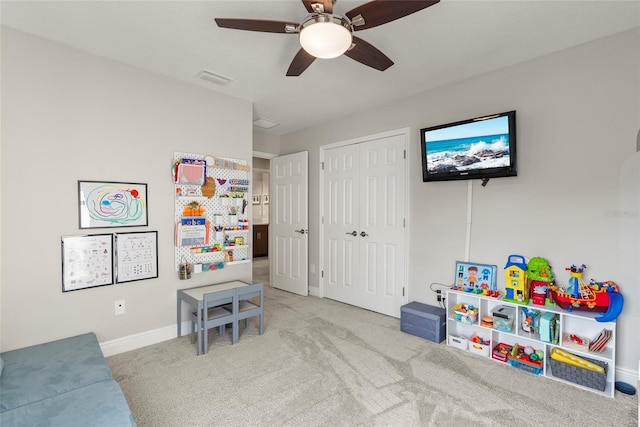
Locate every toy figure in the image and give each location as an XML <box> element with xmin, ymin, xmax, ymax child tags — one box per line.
<box><xmin>467</xmin><ymin>266</ymin><xmax>478</xmax><ymax>287</ymax></box>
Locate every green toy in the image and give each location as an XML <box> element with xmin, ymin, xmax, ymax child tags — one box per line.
<box><xmin>527</xmin><ymin>257</ymin><xmax>554</xmax><ymax>282</ymax></box>
<box><xmin>527</xmin><ymin>257</ymin><xmax>556</xmax><ymax>306</ymax></box>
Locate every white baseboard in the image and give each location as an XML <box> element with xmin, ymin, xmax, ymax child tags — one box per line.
<box><xmin>100</xmin><ymin>324</ymin><xmax>185</xmax><ymax>357</ymax></box>
<box><xmin>616</xmin><ymin>365</ymin><xmax>639</xmax><ymax>387</ymax></box>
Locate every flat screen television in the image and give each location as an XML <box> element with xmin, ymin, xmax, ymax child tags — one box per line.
<box><xmin>420</xmin><ymin>110</ymin><xmax>517</xmax><ymax>183</ymax></box>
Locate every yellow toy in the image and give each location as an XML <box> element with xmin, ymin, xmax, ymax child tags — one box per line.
<box><xmin>504</xmin><ymin>254</ymin><xmax>529</xmax><ymax>304</ymax></box>
<box><xmin>550</xmin><ymin>348</ymin><xmax>605</xmax><ymax>374</ymax></box>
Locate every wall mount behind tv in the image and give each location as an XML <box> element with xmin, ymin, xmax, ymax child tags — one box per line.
<box><xmin>420</xmin><ymin>110</ymin><xmax>517</xmax><ymax>184</ymax></box>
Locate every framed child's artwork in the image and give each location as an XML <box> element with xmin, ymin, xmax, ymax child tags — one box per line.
<box><xmin>78</xmin><ymin>181</ymin><xmax>148</xmax><ymax>229</ymax></box>
<box><xmin>61</xmin><ymin>234</ymin><xmax>114</xmax><ymax>292</ymax></box>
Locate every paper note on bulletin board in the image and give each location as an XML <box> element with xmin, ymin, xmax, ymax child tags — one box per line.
<box><xmin>115</xmin><ymin>231</ymin><xmax>158</xmax><ymax>283</ymax></box>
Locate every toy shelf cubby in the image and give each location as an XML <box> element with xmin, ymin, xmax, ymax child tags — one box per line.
<box><xmin>446</xmin><ymin>289</ymin><xmax>617</xmax><ymax>398</ymax></box>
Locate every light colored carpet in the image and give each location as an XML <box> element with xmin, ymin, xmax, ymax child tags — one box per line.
<box><xmin>107</xmin><ymin>263</ymin><xmax>637</xmax><ymax>426</ymax></box>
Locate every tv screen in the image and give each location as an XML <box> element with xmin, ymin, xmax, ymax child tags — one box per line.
<box><xmin>420</xmin><ymin>110</ymin><xmax>517</xmax><ymax>182</ymax></box>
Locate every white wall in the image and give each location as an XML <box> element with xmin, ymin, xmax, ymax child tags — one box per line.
<box><xmin>279</xmin><ymin>29</ymin><xmax>640</xmax><ymax>378</ymax></box>
<box><xmin>0</xmin><ymin>27</ymin><xmax>253</xmax><ymax>352</ymax></box>
<box><xmin>253</xmin><ymin>130</ymin><xmax>280</xmax><ymax>155</ymax></box>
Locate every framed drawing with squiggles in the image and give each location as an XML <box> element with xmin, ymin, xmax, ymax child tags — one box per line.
<box><xmin>78</xmin><ymin>181</ymin><xmax>148</xmax><ymax>229</ymax></box>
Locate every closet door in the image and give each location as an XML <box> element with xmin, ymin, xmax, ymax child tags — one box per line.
<box><xmin>323</xmin><ymin>132</ymin><xmax>407</xmax><ymax>317</ymax></box>
<box><xmin>323</xmin><ymin>143</ymin><xmax>360</xmax><ymax>306</ymax></box>
<box><xmin>358</xmin><ymin>134</ymin><xmax>407</xmax><ymax>316</ymax></box>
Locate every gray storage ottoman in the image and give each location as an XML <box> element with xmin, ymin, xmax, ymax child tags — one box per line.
<box><xmin>401</xmin><ymin>301</ymin><xmax>446</xmax><ymax>343</ymax></box>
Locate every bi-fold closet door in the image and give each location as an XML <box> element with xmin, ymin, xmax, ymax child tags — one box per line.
<box><xmin>322</xmin><ymin>132</ymin><xmax>407</xmax><ymax>317</ymax></box>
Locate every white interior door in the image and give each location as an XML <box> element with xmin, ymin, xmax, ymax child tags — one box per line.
<box><xmin>271</xmin><ymin>152</ymin><xmax>309</xmax><ymax>296</ymax></box>
<box><xmin>358</xmin><ymin>135</ymin><xmax>407</xmax><ymax>316</ymax></box>
<box><xmin>322</xmin><ymin>131</ymin><xmax>407</xmax><ymax>317</ymax></box>
<box><xmin>323</xmin><ymin>144</ymin><xmax>360</xmax><ymax>306</ymax></box>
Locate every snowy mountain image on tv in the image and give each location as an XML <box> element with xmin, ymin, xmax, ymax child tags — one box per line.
<box><xmin>425</xmin><ymin>115</ymin><xmax>511</xmax><ymax>174</ymax></box>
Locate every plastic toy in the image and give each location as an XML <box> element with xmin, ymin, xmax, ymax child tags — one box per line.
<box><xmin>452</xmin><ymin>261</ymin><xmax>499</xmax><ymax>296</ymax></box>
<box><xmin>452</xmin><ymin>303</ymin><xmax>478</xmax><ymax>324</ymax></box>
<box><xmin>550</xmin><ymin>348</ymin><xmax>604</xmax><ymax>374</ymax></box>
<box><xmin>508</xmin><ymin>342</ymin><xmax>544</xmax><ymax>374</ymax></box>
<box><xmin>520</xmin><ymin>307</ymin><xmax>541</xmax><ymax>334</ymax></box>
<box><xmin>526</xmin><ymin>257</ymin><xmax>555</xmax><ymax>306</ymax></box>
<box><xmin>547</xmin><ymin>264</ymin><xmax>624</xmax><ymax>322</ymax></box>
<box><xmin>538</xmin><ymin>312</ymin><xmax>557</xmax><ymax>343</ymax></box>
<box><xmin>503</xmin><ymin>254</ymin><xmax>529</xmax><ymax>304</ymax></box>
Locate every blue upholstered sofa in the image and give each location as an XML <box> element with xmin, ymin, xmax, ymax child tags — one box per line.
<box><xmin>0</xmin><ymin>332</ymin><xmax>135</xmax><ymax>426</ymax></box>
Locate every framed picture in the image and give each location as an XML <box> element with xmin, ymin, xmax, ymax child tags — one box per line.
<box><xmin>78</xmin><ymin>181</ymin><xmax>148</xmax><ymax>229</ymax></box>
<box><xmin>252</xmin><ymin>195</ymin><xmax>260</xmax><ymax>205</ymax></box>
<box><xmin>115</xmin><ymin>231</ymin><xmax>158</xmax><ymax>283</ymax></box>
<box><xmin>263</xmin><ymin>194</ymin><xmax>269</xmax><ymax>204</ymax></box>
<box><xmin>62</xmin><ymin>234</ymin><xmax>114</xmax><ymax>292</ymax></box>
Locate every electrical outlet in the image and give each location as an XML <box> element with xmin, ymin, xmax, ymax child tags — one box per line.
<box><xmin>115</xmin><ymin>300</ymin><xmax>126</xmax><ymax>316</ymax></box>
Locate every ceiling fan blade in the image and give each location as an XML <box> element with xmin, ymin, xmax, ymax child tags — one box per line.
<box><xmin>302</xmin><ymin>0</ymin><xmax>333</xmax><ymax>14</ymax></box>
<box><xmin>286</xmin><ymin>48</ymin><xmax>317</xmax><ymax>76</ymax></box>
<box><xmin>343</xmin><ymin>36</ymin><xmax>393</xmax><ymax>71</ymax></box>
<box><xmin>346</xmin><ymin>0</ymin><xmax>439</xmax><ymax>31</ymax></box>
<box><xmin>215</xmin><ymin>18</ymin><xmax>298</xmax><ymax>34</ymax></box>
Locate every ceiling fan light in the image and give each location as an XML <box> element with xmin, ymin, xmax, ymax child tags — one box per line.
<box><xmin>299</xmin><ymin>16</ymin><xmax>352</xmax><ymax>59</ymax></box>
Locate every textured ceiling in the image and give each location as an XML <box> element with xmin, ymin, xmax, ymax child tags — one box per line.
<box><xmin>2</xmin><ymin>0</ymin><xmax>639</xmax><ymax>135</ymax></box>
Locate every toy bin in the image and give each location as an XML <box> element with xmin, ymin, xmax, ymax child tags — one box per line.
<box><xmin>507</xmin><ymin>345</ymin><xmax>544</xmax><ymax>375</ymax></box>
<box><xmin>400</xmin><ymin>302</ymin><xmax>446</xmax><ymax>343</ymax></box>
<box><xmin>468</xmin><ymin>335</ymin><xmax>491</xmax><ymax>357</ymax></box>
<box><xmin>452</xmin><ymin>303</ymin><xmax>478</xmax><ymax>325</ymax></box>
<box><xmin>508</xmin><ymin>354</ymin><xmax>544</xmax><ymax>375</ymax></box>
<box><xmin>492</xmin><ymin>342</ymin><xmax>512</xmax><ymax>362</ymax></box>
<box><xmin>448</xmin><ymin>335</ymin><xmax>468</xmax><ymax>351</ymax></box>
<box><xmin>547</xmin><ymin>348</ymin><xmax>607</xmax><ymax>391</ymax></box>
<box><xmin>492</xmin><ymin>305</ymin><xmax>515</xmax><ymax>332</ymax></box>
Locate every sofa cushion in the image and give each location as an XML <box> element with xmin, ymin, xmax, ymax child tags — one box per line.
<box><xmin>0</xmin><ymin>332</ymin><xmax>112</xmax><ymax>412</ymax></box>
<box><xmin>0</xmin><ymin>380</ymin><xmax>136</xmax><ymax>427</ymax></box>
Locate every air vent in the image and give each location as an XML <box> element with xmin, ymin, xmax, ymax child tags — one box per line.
<box><xmin>253</xmin><ymin>118</ymin><xmax>279</xmax><ymax>129</ymax></box>
<box><xmin>197</xmin><ymin>70</ymin><xmax>233</xmax><ymax>86</ymax></box>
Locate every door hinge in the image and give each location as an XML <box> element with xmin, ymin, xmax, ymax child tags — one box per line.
<box><xmin>321</xmin><ymin>161</ymin><xmax>324</xmax><ymax>170</ymax></box>
<box><xmin>403</xmin><ymin>287</ymin><xmax>405</xmax><ymax>297</ymax></box>
<box><xmin>321</xmin><ymin>270</ymin><xmax>324</xmax><ymax>278</ymax></box>
<box><xmin>322</xmin><ymin>216</ymin><xmax>324</xmax><ymax>224</ymax></box>
<box><xmin>403</xmin><ymin>149</ymin><xmax>406</xmax><ymax>160</ymax></box>
<box><xmin>403</xmin><ymin>218</ymin><xmax>406</xmax><ymax>228</ymax></box>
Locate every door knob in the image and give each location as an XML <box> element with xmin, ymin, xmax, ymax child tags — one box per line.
<box><xmin>295</xmin><ymin>229</ymin><xmax>307</xmax><ymax>234</ymax></box>
<box><xmin>346</xmin><ymin>231</ymin><xmax>357</xmax><ymax>236</ymax></box>
<box><xmin>360</xmin><ymin>231</ymin><xmax>369</xmax><ymax>237</ymax></box>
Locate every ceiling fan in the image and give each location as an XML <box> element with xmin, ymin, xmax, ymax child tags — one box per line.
<box><xmin>215</xmin><ymin>0</ymin><xmax>440</xmax><ymax>76</ymax></box>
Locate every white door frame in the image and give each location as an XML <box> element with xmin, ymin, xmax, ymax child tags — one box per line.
<box><xmin>319</xmin><ymin>128</ymin><xmax>411</xmax><ymax>305</ymax></box>
<box><xmin>252</xmin><ymin>150</ymin><xmax>276</xmax><ymax>273</ymax></box>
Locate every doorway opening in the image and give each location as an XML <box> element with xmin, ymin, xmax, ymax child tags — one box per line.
<box><xmin>252</xmin><ymin>152</ymin><xmax>273</xmax><ymax>285</ymax></box>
